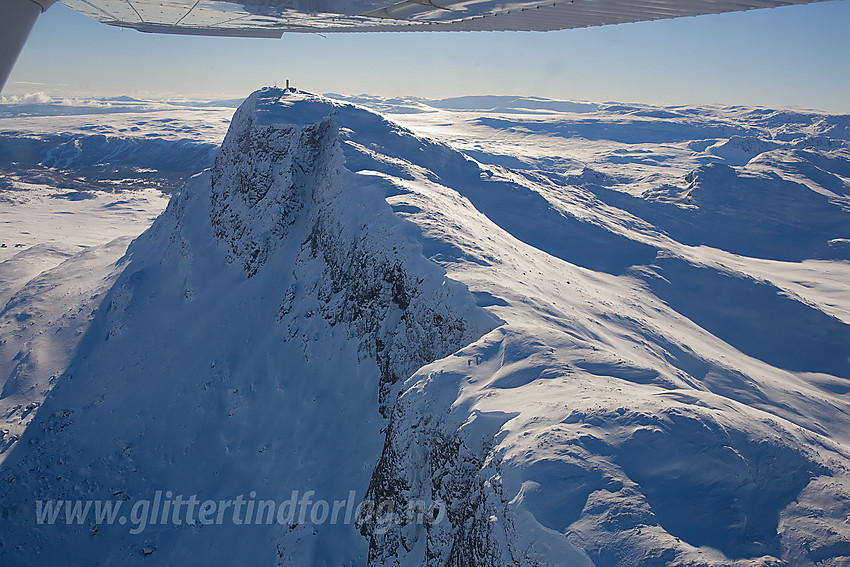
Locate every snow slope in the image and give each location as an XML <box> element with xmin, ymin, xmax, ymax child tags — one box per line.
<box><xmin>0</xmin><ymin>89</ymin><xmax>849</xmax><ymax>566</ymax></box>
<box><xmin>0</xmin><ymin>98</ymin><xmax>229</xmax><ymax>460</ymax></box>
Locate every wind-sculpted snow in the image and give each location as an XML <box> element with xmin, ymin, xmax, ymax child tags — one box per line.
<box><xmin>1</xmin><ymin>89</ymin><xmax>849</xmax><ymax>567</ymax></box>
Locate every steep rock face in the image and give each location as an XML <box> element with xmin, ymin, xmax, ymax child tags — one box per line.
<box><xmin>209</xmin><ymin>107</ymin><xmax>331</xmax><ymax>276</ymax></box>
<box><xmin>300</xmin><ymin>202</ymin><xmax>476</xmax><ymax>415</ymax></box>
<box><xmin>208</xmin><ymin>91</ymin><xmax>489</xmax><ymax>413</ymax></box>
<box><xmin>360</xmin><ymin>367</ymin><xmax>542</xmax><ymax>567</ymax></box>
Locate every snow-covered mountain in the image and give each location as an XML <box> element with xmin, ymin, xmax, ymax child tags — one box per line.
<box><xmin>1</xmin><ymin>88</ymin><xmax>849</xmax><ymax>566</ymax></box>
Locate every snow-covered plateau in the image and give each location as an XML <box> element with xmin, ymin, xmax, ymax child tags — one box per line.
<box><xmin>0</xmin><ymin>89</ymin><xmax>849</xmax><ymax>566</ymax></box>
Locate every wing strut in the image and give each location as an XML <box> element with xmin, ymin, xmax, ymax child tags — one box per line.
<box><xmin>0</xmin><ymin>0</ymin><xmax>55</xmax><ymax>93</ymax></box>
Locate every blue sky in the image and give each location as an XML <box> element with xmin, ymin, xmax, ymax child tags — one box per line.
<box><xmin>6</xmin><ymin>0</ymin><xmax>850</xmax><ymax>111</ymax></box>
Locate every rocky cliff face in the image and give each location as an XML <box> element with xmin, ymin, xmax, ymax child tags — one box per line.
<box><xmin>208</xmin><ymin>90</ymin><xmax>491</xmax><ymax>414</ymax></box>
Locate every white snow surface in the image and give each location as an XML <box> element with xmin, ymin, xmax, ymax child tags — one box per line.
<box><xmin>0</xmin><ymin>89</ymin><xmax>848</xmax><ymax>566</ymax></box>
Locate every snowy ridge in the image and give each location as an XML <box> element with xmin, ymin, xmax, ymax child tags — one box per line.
<box><xmin>0</xmin><ymin>88</ymin><xmax>849</xmax><ymax>566</ymax></box>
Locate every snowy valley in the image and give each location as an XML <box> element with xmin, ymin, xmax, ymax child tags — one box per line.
<box><xmin>0</xmin><ymin>88</ymin><xmax>849</xmax><ymax>566</ymax></box>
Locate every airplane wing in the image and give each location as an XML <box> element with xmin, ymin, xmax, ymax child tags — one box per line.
<box><xmin>0</xmin><ymin>0</ymin><xmax>834</xmax><ymax>92</ymax></box>
<box><xmin>58</xmin><ymin>0</ymin><xmax>832</xmax><ymax>35</ymax></box>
